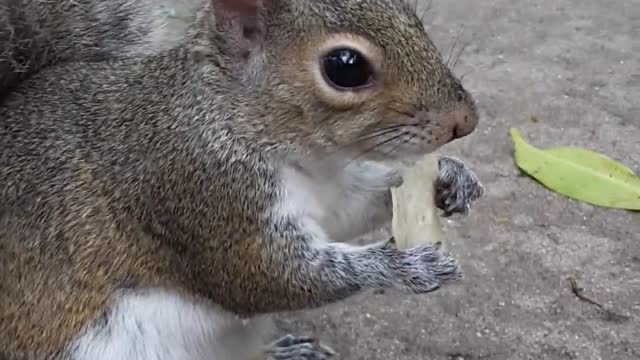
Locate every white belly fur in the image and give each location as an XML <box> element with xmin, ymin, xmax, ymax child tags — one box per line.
<box><xmin>69</xmin><ymin>288</ymin><xmax>271</xmax><ymax>360</ymax></box>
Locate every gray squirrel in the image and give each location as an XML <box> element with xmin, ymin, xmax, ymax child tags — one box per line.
<box><xmin>0</xmin><ymin>0</ymin><xmax>485</xmax><ymax>359</ymax></box>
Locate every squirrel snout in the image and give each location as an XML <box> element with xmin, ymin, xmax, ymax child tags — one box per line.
<box><xmin>443</xmin><ymin>101</ymin><xmax>479</xmax><ymax>142</ymax></box>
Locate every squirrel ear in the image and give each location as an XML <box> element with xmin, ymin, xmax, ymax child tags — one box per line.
<box><xmin>210</xmin><ymin>0</ymin><xmax>267</xmax><ymax>54</ymax></box>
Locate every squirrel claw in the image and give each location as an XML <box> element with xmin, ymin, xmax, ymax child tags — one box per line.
<box><xmin>397</xmin><ymin>244</ymin><xmax>462</xmax><ymax>293</ymax></box>
<box><xmin>434</xmin><ymin>156</ymin><xmax>484</xmax><ymax>217</ymax></box>
<box><xmin>267</xmin><ymin>334</ymin><xmax>335</xmax><ymax>360</ymax></box>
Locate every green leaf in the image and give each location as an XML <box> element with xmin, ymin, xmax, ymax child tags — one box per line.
<box><xmin>510</xmin><ymin>128</ymin><xmax>640</xmax><ymax>210</ymax></box>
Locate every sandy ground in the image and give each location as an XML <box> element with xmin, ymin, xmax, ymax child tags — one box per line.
<box><xmin>270</xmin><ymin>1</ymin><xmax>640</xmax><ymax>359</ymax></box>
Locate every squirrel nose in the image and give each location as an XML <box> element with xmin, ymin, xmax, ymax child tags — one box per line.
<box><xmin>445</xmin><ymin>101</ymin><xmax>479</xmax><ymax>141</ymax></box>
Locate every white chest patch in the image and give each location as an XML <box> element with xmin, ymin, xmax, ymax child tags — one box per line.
<box><xmin>274</xmin><ymin>165</ymin><xmax>332</xmax><ymax>243</ymax></box>
<box><xmin>277</xmin><ymin>166</ymin><xmax>325</xmax><ymax>219</ymax></box>
<box><xmin>69</xmin><ymin>288</ymin><xmax>271</xmax><ymax>360</ymax></box>
<box><xmin>275</xmin><ymin>160</ymin><xmax>398</xmax><ymax>243</ymax></box>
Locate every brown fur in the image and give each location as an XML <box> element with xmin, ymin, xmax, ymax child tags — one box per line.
<box><xmin>0</xmin><ymin>0</ymin><xmax>479</xmax><ymax>358</ymax></box>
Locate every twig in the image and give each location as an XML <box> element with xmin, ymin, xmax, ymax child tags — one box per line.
<box><xmin>568</xmin><ymin>277</ymin><xmax>630</xmax><ymax>322</ymax></box>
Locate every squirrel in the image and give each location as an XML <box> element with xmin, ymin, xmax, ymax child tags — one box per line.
<box><xmin>0</xmin><ymin>0</ymin><xmax>485</xmax><ymax>359</ymax></box>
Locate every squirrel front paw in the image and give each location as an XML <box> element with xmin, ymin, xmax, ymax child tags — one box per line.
<box><xmin>434</xmin><ymin>156</ymin><xmax>484</xmax><ymax>217</ymax></box>
<box><xmin>395</xmin><ymin>244</ymin><xmax>462</xmax><ymax>293</ymax></box>
<box><xmin>267</xmin><ymin>334</ymin><xmax>335</xmax><ymax>360</ymax></box>
<box><xmin>345</xmin><ymin>160</ymin><xmax>404</xmax><ymax>190</ymax></box>
<box><xmin>382</xmin><ymin>166</ymin><xmax>404</xmax><ymax>189</ymax></box>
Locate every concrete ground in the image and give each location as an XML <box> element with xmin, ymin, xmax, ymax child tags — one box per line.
<box><xmin>274</xmin><ymin>1</ymin><xmax>640</xmax><ymax>359</ymax></box>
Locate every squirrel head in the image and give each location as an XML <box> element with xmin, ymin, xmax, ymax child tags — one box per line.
<box><xmin>199</xmin><ymin>0</ymin><xmax>478</xmax><ymax>162</ymax></box>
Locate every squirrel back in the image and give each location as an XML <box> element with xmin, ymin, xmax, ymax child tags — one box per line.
<box><xmin>0</xmin><ymin>0</ymin><xmax>185</xmax><ymax>99</ymax></box>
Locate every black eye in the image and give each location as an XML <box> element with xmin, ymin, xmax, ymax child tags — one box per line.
<box><xmin>321</xmin><ymin>48</ymin><xmax>374</xmax><ymax>90</ymax></box>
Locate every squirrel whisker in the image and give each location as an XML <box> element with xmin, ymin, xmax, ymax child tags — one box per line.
<box><xmin>419</xmin><ymin>0</ymin><xmax>435</xmax><ymax>23</ymax></box>
<box><xmin>451</xmin><ymin>38</ymin><xmax>471</xmax><ymax>70</ymax></box>
<box><xmin>386</xmin><ymin>133</ymin><xmax>417</xmax><ymax>157</ymax></box>
<box><xmin>350</xmin><ymin>132</ymin><xmax>408</xmax><ymax>163</ymax></box>
<box><xmin>446</xmin><ymin>29</ymin><xmax>464</xmax><ymax>69</ymax></box>
<box><xmin>386</xmin><ymin>105</ymin><xmax>416</xmax><ymax>118</ymax></box>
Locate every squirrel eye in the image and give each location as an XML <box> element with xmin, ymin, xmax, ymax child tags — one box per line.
<box><xmin>321</xmin><ymin>48</ymin><xmax>374</xmax><ymax>90</ymax></box>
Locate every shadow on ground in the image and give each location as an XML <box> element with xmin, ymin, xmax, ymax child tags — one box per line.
<box><xmin>276</xmin><ymin>1</ymin><xmax>640</xmax><ymax>359</ymax></box>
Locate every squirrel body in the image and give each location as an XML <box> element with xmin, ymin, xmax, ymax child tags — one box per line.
<box><xmin>0</xmin><ymin>0</ymin><xmax>484</xmax><ymax>359</ymax></box>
